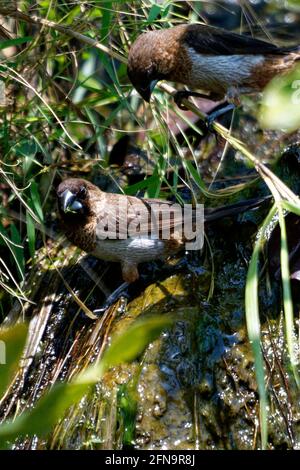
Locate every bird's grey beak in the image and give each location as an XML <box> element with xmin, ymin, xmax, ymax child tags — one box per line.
<box><xmin>150</xmin><ymin>79</ymin><xmax>159</xmax><ymax>94</ymax></box>
<box><xmin>59</xmin><ymin>189</ymin><xmax>83</xmax><ymax>213</ymax></box>
<box><xmin>139</xmin><ymin>80</ymin><xmax>159</xmax><ymax>102</ymax></box>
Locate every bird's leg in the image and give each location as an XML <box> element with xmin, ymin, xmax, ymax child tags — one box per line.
<box><xmin>92</xmin><ymin>256</ymin><xmax>203</xmax><ymax>317</ymax></box>
<box><xmin>225</xmin><ymin>86</ymin><xmax>241</xmax><ymax>106</ymax></box>
<box><xmin>173</xmin><ymin>90</ymin><xmax>211</xmax><ymax>110</ymax></box>
<box><xmin>93</xmin><ymin>282</ymin><xmax>130</xmax><ymax>316</ymax></box>
<box><xmin>206</xmin><ymin>102</ymin><xmax>236</xmax><ymax>130</ymax></box>
<box><xmin>93</xmin><ymin>261</ymin><xmax>138</xmax><ymax>315</ymax></box>
<box><xmin>173</xmin><ymin>90</ymin><xmax>235</xmax><ymax>134</ymax></box>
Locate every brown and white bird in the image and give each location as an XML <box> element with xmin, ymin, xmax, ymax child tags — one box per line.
<box><xmin>57</xmin><ymin>178</ymin><xmax>269</xmax><ymax>283</ymax></box>
<box><xmin>127</xmin><ymin>24</ymin><xmax>300</xmax><ymax>105</ymax></box>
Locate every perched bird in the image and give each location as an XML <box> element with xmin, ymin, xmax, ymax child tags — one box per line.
<box><xmin>57</xmin><ymin>178</ymin><xmax>269</xmax><ymax>283</ymax></box>
<box><xmin>127</xmin><ymin>24</ymin><xmax>300</xmax><ymax>106</ymax></box>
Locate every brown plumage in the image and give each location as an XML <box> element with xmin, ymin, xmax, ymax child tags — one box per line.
<box><xmin>127</xmin><ymin>24</ymin><xmax>300</xmax><ymax>103</ymax></box>
<box><xmin>57</xmin><ymin>178</ymin><xmax>269</xmax><ymax>283</ymax></box>
<box><xmin>57</xmin><ymin>178</ymin><xmax>184</xmax><ymax>282</ymax></box>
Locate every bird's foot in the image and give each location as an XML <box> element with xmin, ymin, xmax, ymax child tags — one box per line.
<box><xmin>173</xmin><ymin>90</ymin><xmax>210</xmax><ymax>110</ymax></box>
<box><xmin>92</xmin><ymin>256</ymin><xmax>205</xmax><ymax>317</ymax></box>
<box><xmin>93</xmin><ymin>282</ymin><xmax>130</xmax><ymax>316</ymax></box>
<box><xmin>205</xmin><ymin>102</ymin><xmax>236</xmax><ymax>131</ymax></box>
<box><xmin>225</xmin><ymin>87</ymin><xmax>241</xmax><ymax>106</ymax></box>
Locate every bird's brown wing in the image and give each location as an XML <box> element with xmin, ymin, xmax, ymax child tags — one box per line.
<box><xmin>95</xmin><ymin>195</ymin><xmax>185</xmax><ymax>239</ymax></box>
<box><xmin>95</xmin><ymin>192</ymin><xmax>270</xmax><ymax>240</ymax></box>
<box><xmin>183</xmin><ymin>24</ymin><xmax>286</xmax><ymax>56</ymax></box>
<box><xmin>140</xmin><ymin>198</ymin><xmax>186</xmax><ymax>238</ymax></box>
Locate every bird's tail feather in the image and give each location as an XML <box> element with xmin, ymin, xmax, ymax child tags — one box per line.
<box><xmin>204</xmin><ymin>195</ymin><xmax>272</xmax><ymax>223</ymax></box>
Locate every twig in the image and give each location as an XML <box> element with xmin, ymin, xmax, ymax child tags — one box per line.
<box><xmin>0</xmin><ymin>8</ymin><xmax>127</xmax><ymax>64</ymax></box>
<box><xmin>2</xmin><ymin>7</ymin><xmax>300</xmax><ymax>206</ymax></box>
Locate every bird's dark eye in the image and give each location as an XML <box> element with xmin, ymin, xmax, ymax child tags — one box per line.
<box><xmin>78</xmin><ymin>186</ymin><xmax>87</xmax><ymax>199</ymax></box>
<box><xmin>146</xmin><ymin>66</ymin><xmax>154</xmax><ymax>78</ymax></box>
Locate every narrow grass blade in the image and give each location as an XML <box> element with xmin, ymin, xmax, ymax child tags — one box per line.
<box><xmin>245</xmin><ymin>205</ymin><xmax>277</xmax><ymax>449</ymax></box>
<box><xmin>277</xmin><ymin>203</ymin><xmax>300</xmax><ymax>387</ymax></box>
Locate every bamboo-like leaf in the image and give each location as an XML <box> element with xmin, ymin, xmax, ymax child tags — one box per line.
<box><xmin>26</xmin><ymin>211</ymin><xmax>35</xmax><ymax>259</ymax></box>
<box><xmin>245</xmin><ymin>205</ymin><xmax>277</xmax><ymax>449</ymax></box>
<box><xmin>0</xmin><ymin>323</ymin><xmax>28</xmax><ymax>400</ymax></box>
<box><xmin>30</xmin><ymin>181</ymin><xmax>44</xmax><ymax>223</ymax></box>
<box><xmin>0</xmin><ymin>382</ymin><xmax>88</xmax><ymax>446</ymax></box>
<box><xmin>277</xmin><ymin>203</ymin><xmax>300</xmax><ymax>387</ymax></box>
<box><xmin>101</xmin><ymin>316</ymin><xmax>173</xmax><ymax>370</ymax></box>
<box><xmin>0</xmin><ymin>36</ymin><xmax>33</xmax><ymax>51</ymax></box>
<box><xmin>0</xmin><ymin>316</ymin><xmax>172</xmax><ymax>448</ymax></box>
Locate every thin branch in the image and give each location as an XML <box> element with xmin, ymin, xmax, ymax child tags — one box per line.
<box><xmin>3</xmin><ymin>7</ymin><xmax>300</xmax><ymax>206</ymax></box>
<box><xmin>0</xmin><ymin>8</ymin><xmax>127</xmax><ymax>64</ymax></box>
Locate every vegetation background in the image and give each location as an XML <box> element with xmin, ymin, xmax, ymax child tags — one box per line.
<box><xmin>0</xmin><ymin>0</ymin><xmax>300</xmax><ymax>450</ymax></box>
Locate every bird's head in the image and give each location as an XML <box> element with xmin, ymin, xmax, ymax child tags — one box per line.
<box><xmin>127</xmin><ymin>31</ymin><xmax>169</xmax><ymax>102</ymax></box>
<box><xmin>57</xmin><ymin>178</ymin><xmax>95</xmax><ymax>222</ymax></box>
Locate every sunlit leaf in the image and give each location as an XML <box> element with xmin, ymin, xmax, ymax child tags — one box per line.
<box><xmin>0</xmin><ymin>323</ymin><xmax>28</xmax><ymax>400</ymax></box>
<box><xmin>0</xmin><ymin>382</ymin><xmax>88</xmax><ymax>447</ymax></box>
<box><xmin>245</xmin><ymin>205</ymin><xmax>277</xmax><ymax>449</ymax></box>
<box><xmin>277</xmin><ymin>203</ymin><xmax>300</xmax><ymax>387</ymax></box>
<box><xmin>76</xmin><ymin>315</ymin><xmax>173</xmax><ymax>386</ymax></box>
<box><xmin>0</xmin><ymin>316</ymin><xmax>172</xmax><ymax>448</ymax></box>
<box><xmin>286</xmin><ymin>0</ymin><xmax>300</xmax><ymax>11</ymax></box>
<box><xmin>282</xmin><ymin>199</ymin><xmax>300</xmax><ymax>215</ymax></box>
<box><xmin>259</xmin><ymin>65</ymin><xmax>300</xmax><ymax>132</ymax></box>
<box><xmin>101</xmin><ymin>316</ymin><xmax>173</xmax><ymax>370</ymax></box>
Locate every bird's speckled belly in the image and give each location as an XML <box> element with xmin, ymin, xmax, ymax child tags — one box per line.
<box><xmin>187</xmin><ymin>49</ymin><xmax>265</xmax><ymax>95</ymax></box>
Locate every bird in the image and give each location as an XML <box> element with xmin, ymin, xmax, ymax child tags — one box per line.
<box><xmin>57</xmin><ymin>177</ymin><xmax>269</xmax><ymax>284</ymax></box>
<box><xmin>127</xmin><ymin>23</ymin><xmax>300</xmax><ymax>110</ymax></box>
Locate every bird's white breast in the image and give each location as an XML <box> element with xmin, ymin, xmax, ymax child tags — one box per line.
<box><xmin>91</xmin><ymin>236</ymin><xmax>167</xmax><ymax>264</ymax></box>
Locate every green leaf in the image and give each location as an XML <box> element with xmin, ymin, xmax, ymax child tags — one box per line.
<box><xmin>101</xmin><ymin>316</ymin><xmax>173</xmax><ymax>370</ymax></box>
<box><xmin>117</xmin><ymin>382</ymin><xmax>138</xmax><ymax>447</ymax></box>
<box><xmin>0</xmin><ymin>316</ymin><xmax>173</xmax><ymax>448</ymax></box>
<box><xmin>286</xmin><ymin>0</ymin><xmax>300</xmax><ymax>11</ymax></box>
<box><xmin>0</xmin><ymin>223</ymin><xmax>24</xmax><ymax>281</ymax></box>
<box><xmin>64</xmin><ymin>5</ymin><xmax>81</xmax><ymax>24</ymax></box>
<box><xmin>125</xmin><ymin>175</ymin><xmax>160</xmax><ymax>195</ymax></box>
<box><xmin>26</xmin><ymin>211</ymin><xmax>35</xmax><ymax>259</ymax></box>
<box><xmin>277</xmin><ymin>203</ymin><xmax>300</xmax><ymax>387</ymax></box>
<box><xmin>245</xmin><ymin>205</ymin><xmax>277</xmax><ymax>449</ymax></box>
<box><xmin>16</xmin><ymin>139</ymin><xmax>37</xmax><ymax>175</ymax></box>
<box><xmin>0</xmin><ymin>323</ymin><xmax>28</xmax><ymax>400</ymax></box>
<box><xmin>30</xmin><ymin>181</ymin><xmax>44</xmax><ymax>223</ymax></box>
<box><xmin>184</xmin><ymin>160</ymin><xmax>207</xmax><ymax>191</ymax></box>
<box><xmin>0</xmin><ymin>37</ymin><xmax>33</xmax><ymax>51</ymax></box>
<box><xmin>147</xmin><ymin>4</ymin><xmax>162</xmax><ymax>23</ymax></box>
<box><xmin>259</xmin><ymin>64</ymin><xmax>300</xmax><ymax>132</ymax></box>
<box><xmin>0</xmin><ymin>382</ymin><xmax>88</xmax><ymax>447</ymax></box>
<box><xmin>282</xmin><ymin>199</ymin><xmax>300</xmax><ymax>216</ymax></box>
<box><xmin>10</xmin><ymin>224</ymin><xmax>25</xmax><ymax>280</ymax></box>
<box><xmin>76</xmin><ymin>315</ymin><xmax>173</xmax><ymax>386</ymax></box>
<box><xmin>100</xmin><ymin>1</ymin><xmax>112</xmax><ymax>42</ymax></box>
